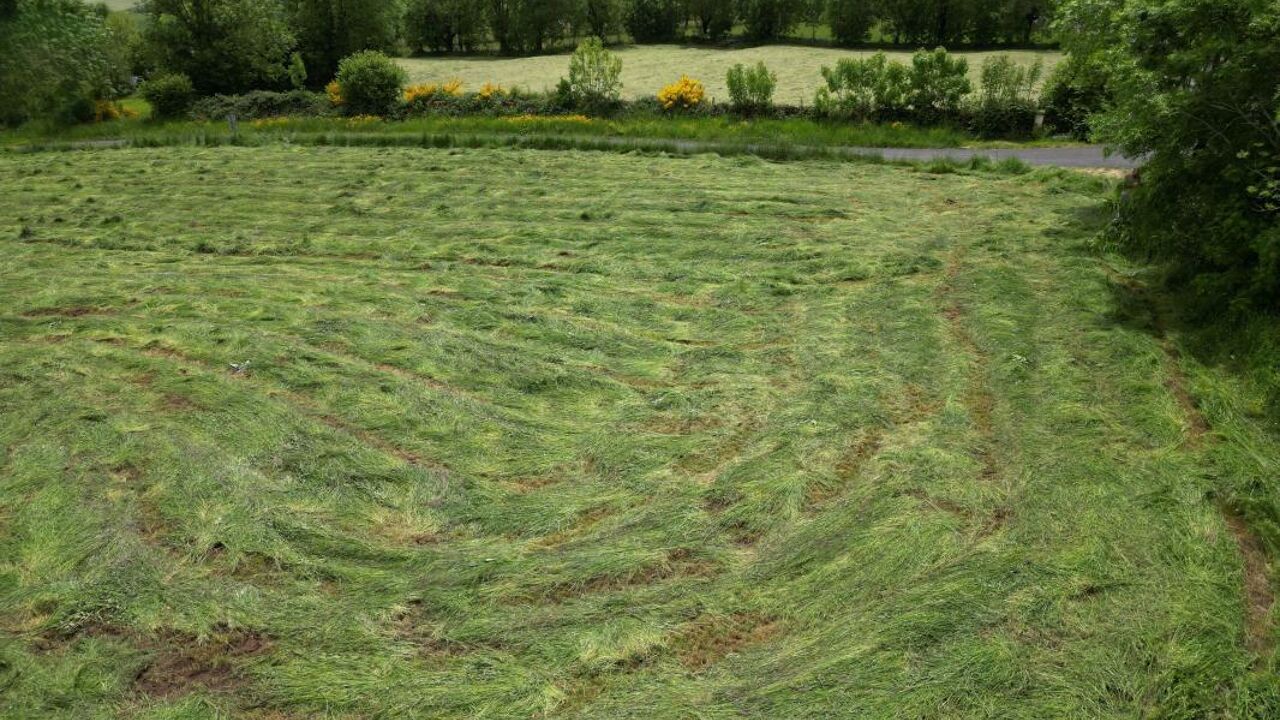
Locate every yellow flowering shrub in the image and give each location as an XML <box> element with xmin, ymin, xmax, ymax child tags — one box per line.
<box><xmin>478</xmin><ymin>82</ymin><xmax>504</xmax><ymax>100</ymax></box>
<box><xmin>500</xmin><ymin>114</ymin><xmax>591</xmax><ymax>124</ymax></box>
<box><xmin>657</xmin><ymin>76</ymin><xmax>705</xmax><ymax>111</ymax></box>
<box><xmin>91</xmin><ymin>100</ymin><xmax>136</xmax><ymax>123</ymax></box>
<box><xmin>404</xmin><ymin>79</ymin><xmax>463</xmax><ymax>103</ymax></box>
<box><xmin>326</xmin><ymin>80</ymin><xmax>344</xmax><ymax>106</ymax></box>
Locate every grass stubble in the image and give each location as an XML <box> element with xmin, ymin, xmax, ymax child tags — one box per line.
<box><xmin>0</xmin><ymin>144</ymin><xmax>1275</xmax><ymax>718</ymax></box>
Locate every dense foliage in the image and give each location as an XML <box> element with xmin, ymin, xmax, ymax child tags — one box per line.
<box><xmin>624</xmin><ymin>0</ymin><xmax>680</xmax><ymax>42</ymax></box>
<box><xmin>333</xmin><ymin>50</ymin><xmax>407</xmax><ymax>116</ymax></box>
<box><xmin>726</xmin><ymin>61</ymin><xmax>777</xmax><ymax>114</ymax></box>
<box><xmin>1059</xmin><ymin>0</ymin><xmax>1280</xmax><ymax>310</ymax></box>
<box><xmin>566</xmin><ymin>37</ymin><xmax>623</xmax><ymax>107</ymax></box>
<box><xmin>139</xmin><ymin>71</ymin><xmax>194</xmax><ymax>119</ymax></box>
<box><xmin>969</xmin><ymin>54</ymin><xmax>1042</xmax><ymax>137</ymax></box>
<box><xmin>0</xmin><ymin>0</ymin><xmax>121</xmax><ymax>126</ymax></box>
<box><xmin>142</xmin><ymin>0</ymin><xmax>295</xmax><ymax>96</ymax></box>
<box><xmin>286</xmin><ymin>0</ymin><xmax>403</xmax><ymax>83</ymax></box>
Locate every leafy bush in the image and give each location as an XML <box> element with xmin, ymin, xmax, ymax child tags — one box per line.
<box><xmin>567</xmin><ymin>38</ymin><xmax>622</xmax><ymax>109</ymax></box>
<box><xmin>0</xmin><ymin>0</ymin><xmax>120</xmax><ymax>127</ymax></box>
<box><xmin>1041</xmin><ymin>54</ymin><xmax>1108</xmax><ymax>140</ymax></box>
<box><xmin>658</xmin><ymin>75</ymin><xmax>705</xmax><ymax>111</ymax></box>
<box><xmin>726</xmin><ymin>62</ymin><xmax>777</xmax><ymax>115</ymax></box>
<box><xmin>333</xmin><ymin>50</ymin><xmax>406</xmax><ymax>116</ymax></box>
<box><xmin>625</xmin><ymin>0</ymin><xmax>680</xmax><ymax>42</ymax></box>
<box><xmin>141</xmin><ymin>72</ymin><xmax>195</xmax><ymax>119</ymax></box>
<box><xmin>288</xmin><ymin>52</ymin><xmax>307</xmax><ymax>90</ymax></box>
<box><xmin>968</xmin><ymin>55</ymin><xmax>1042</xmax><ymax>138</ymax></box>
<box><xmin>144</xmin><ymin>0</ymin><xmax>294</xmax><ymax>96</ymax></box>
<box><xmin>1058</xmin><ymin>0</ymin><xmax>1280</xmax><ymax>312</ymax></box>
<box><xmin>907</xmin><ymin>48</ymin><xmax>971</xmax><ymax>121</ymax></box>
<box><xmin>814</xmin><ymin>53</ymin><xmax>909</xmax><ymax>121</ymax></box>
<box><xmin>191</xmin><ymin>90</ymin><xmax>330</xmax><ymax>120</ymax></box>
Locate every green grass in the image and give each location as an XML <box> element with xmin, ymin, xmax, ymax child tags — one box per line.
<box><xmin>1</xmin><ymin>112</ymin><xmax>1078</xmax><ymax>154</ymax></box>
<box><xmin>0</xmin><ymin>145</ymin><xmax>1276</xmax><ymax>719</ymax></box>
<box><xmin>400</xmin><ymin>44</ymin><xmax>1063</xmax><ymax>104</ymax></box>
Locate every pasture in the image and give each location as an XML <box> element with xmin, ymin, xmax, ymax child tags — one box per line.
<box><xmin>400</xmin><ymin>44</ymin><xmax>1062</xmax><ymax>104</ymax></box>
<box><xmin>1</xmin><ymin>145</ymin><xmax>1276</xmax><ymax>718</ymax></box>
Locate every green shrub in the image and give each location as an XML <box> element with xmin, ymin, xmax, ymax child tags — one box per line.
<box><xmin>1041</xmin><ymin>54</ymin><xmax>1108</xmax><ymax>140</ymax></box>
<box><xmin>566</xmin><ymin>37</ymin><xmax>622</xmax><ymax>109</ymax></box>
<box><xmin>334</xmin><ymin>50</ymin><xmax>406</xmax><ymax>116</ymax></box>
<box><xmin>191</xmin><ymin>90</ymin><xmax>329</xmax><ymax>120</ymax></box>
<box><xmin>288</xmin><ymin>52</ymin><xmax>307</xmax><ymax>90</ymax></box>
<box><xmin>907</xmin><ymin>48</ymin><xmax>971</xmax><ymax>121</ymax></box>
<box><xmin>969</xmin><ymin>55</ymin><xmax>1042</xmax><ymax>138</ymax></box>
<box><xmin>140</xmin><ymin>72</ymin><xmax>195</xmax><ymax>120</ymax></box>
<box><xmin>814</xmin><ymin>53</ymin><xmax>909</xmax><ymax>121</ymax></box>
<box><xmin>726</xmin><ymin>62</ymin><xmax>777</xmax><ymax>115</ymax></box>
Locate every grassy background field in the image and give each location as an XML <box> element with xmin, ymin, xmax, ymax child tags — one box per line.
<box><xmin>400</xmin><ymin>45</ymin><xmax>1062</xmax><ymax>103</ymax></box>
<box><xmin>0</xmin><ymin>145</ymin><xmax>1275</xmax><ymax>718</ymax></box>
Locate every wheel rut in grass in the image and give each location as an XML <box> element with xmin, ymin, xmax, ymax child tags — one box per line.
<box><xmin>1115</xmin><ymin>271</ymin><xmax>1275</xmax><ymax>664</ymax></box>
<box><xmin>132</xmin><ymin>340</ymin><xmax>452</xmax><ymax>474</ymax></box>
<box><xmin>931</xmin><ymin>244</ymin><xmax>1007</xmax><ymax>535</ymax></box>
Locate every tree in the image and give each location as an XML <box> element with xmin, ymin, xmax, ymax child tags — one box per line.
<box><xmin>405</xmin><ymin>0</ymin><xmax>483</xmax><ymax>52</ymax></box>
<box><xmin>1058</xmin><ymin>0</ymin><xmax>1280</xmax><ymax>309</ymax></box>
<box><xmin>286</xmin><ymin>0</ymin><xmax>402</xmax><ymax>83</ymax></box>
<box><xmin>738</xmin><ymin>0</ymin><xmax>802</xmax><ymax>40</ymax></box>
<box><xmin>582</xmin><ymin>0</ymin><xmax>624</xmax><ymax>40</ymax></box>
<box><xmin>687</xmin><ymin>0</ymin><xmax>734</xmax><ymax>39</ymax></box>
<box><xmin>0</xmin><ymin>0</ymin><xmax>116</xmax><ymax>125</ymax></box>
<box><xmin>143</xmin><ymin>0</ymin><xmax>295</xmax><ymax>95</ymax></box>
<box><xmin>877</xmin><ymin>0</ymin><xmax>934</xmax><ymax>43</ymax></box>
<box><xmin>826</xmin><ymin>0</ymin><xmax>875</xmax><ymax>45</ymax></box>
<box><xmin>626</xmin><ymin>0</ymin><xmax>680</xmax><ymax>42</ymax></box>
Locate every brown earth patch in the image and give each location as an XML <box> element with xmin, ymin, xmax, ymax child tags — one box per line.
<box><xmin>672</xmin><ymin>612</ymin><xmax>781</xmax><ymax>671</ymax></box>
<box><xmin>541</xmin><ymin>549</ymin><xmax>718</xmax><ymax>603</ymax></box>
<box><xmin>1221</xmin><ymin>505</ymin><xmax>1276</xmax><ymax>664</ymax></box>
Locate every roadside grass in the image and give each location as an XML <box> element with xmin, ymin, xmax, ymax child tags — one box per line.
<box><xmin>0</xmin><ymin>146</ymin><xmax>1276</xmax><ymax>719</ymax></box>
<box><xmin>1</xmin><ymin>112</ymin><xmax>1079</xmax><ymax>155</ymax></box>
<box><xmin>400</xmin><ymin>44</ymin><xmax>1063</xmax><ymax>104</ymax></box>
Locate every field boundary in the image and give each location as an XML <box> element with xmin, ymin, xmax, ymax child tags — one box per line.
<box><xmin>14</xmin><ymin>131</ymin><xmax>1138</xmax><ymax>169</ymax></box>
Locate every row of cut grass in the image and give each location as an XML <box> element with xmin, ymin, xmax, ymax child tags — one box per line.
<box><xmin>0</xmin><ymin>144</ymin><xmax>1274</xmax><ymax>718</ymax></box>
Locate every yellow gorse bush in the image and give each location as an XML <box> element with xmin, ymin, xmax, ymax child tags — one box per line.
<box><xmin>478</xmin><ymin>82</ymin><xmax>504</xmax><ymax>99</ymax></box>
<box><xmin>91</xmin><ymin>100</ymin><xmax>136</xmax><ymax>123</ymax></box>
<box><xmin>501</xmin><ymin>114</ymin><xmax>591</xmax><ymax>124</ymax></box>
<box><xmin>326</xmin><ymin>80</ymin><xmax>344</xmax><ymax>106</ymax></box>
<box><xmin>404</xmin><ymin>79</ymin><xmax>463</xmax><ymax>103</ymax></box>
<box><xmin>658</xmin><ymin>75</ymin><xmax>705</xmax><ymax>111</ymax></box>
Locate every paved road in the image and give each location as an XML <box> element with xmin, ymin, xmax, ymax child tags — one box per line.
<box><xmin>846</xmin><ymin>145</ymin><xmax>1138</xmax><ymax>169</ymax></box>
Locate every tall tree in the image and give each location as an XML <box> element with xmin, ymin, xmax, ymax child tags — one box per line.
<box><xmin>0</xmin><ymin>0</ymin><xmax>114</xmax><ymax>125</ymax></box>
<box><xmin>738</xmin><ymin>0</ymin><xmax>802</xmax><ymax>40</ymax></box>
<box><xmin>826</xmin><ymin>0</ymin><xmax>875</xmax><ymax>45</ymax></box>
<box><xmin>143</xmin><ymin>0</ymin><xmax>294</xmax><ymax>95</ymax></box>
<box><xmin>405</xmin><ymin>0</ymin><xmax>483</xmax><ymax>52</ymax></box>
<box><xmin>687</xmin><ymin>0</ymin><xmax>734</xmax><ymax>39</ymax></box>
<box><xmin>286</xmin><ymin>0</ymin><xmax>402</xmax><ymax>83</ymax></box>
<box><xmin>1058</xmin><ymin>0</ymin><xmax>1280</xmax><ymax>308</ymax></box>
<box><xmin>582</xmin><ymin>0</ymin><xmax>624</xmax><ymax>40</ymax></box>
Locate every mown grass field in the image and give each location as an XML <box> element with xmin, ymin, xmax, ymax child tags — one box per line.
<box><xmin>0</xmin><ymin>145</ymin><xmax>1276</xmax><ymax>719</ymax></box>
<box><xmin>400</xmin><ymin>45</ymin><xmax>1062</xmax><ymax>104</ymax></box>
